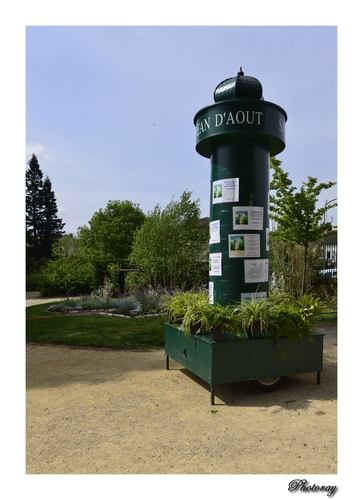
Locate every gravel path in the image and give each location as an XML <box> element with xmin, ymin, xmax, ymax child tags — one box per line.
<box><xmin>26</xmin><ymin>338</ymin><xmax>337</xmax><ymax>474</ymax></box>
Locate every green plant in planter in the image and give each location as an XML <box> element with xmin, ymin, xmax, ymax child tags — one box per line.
<box><xmin>268</xmin><ymin>293</ymin><xmax>324</xmax><ymax>343</ymax></box>
<box><xmin>268</xmin><ymin>301</ymin><xmax>311</xmax><ymax>344</ymax></box>
<box><xmin>162</xmin><ymin>290</ymin><xmax>209</xmax><ymax>336</ymax></box>
<box><xmin>232</xmin><ymin>296</ymin><xmax>270</xmax><ymax>339</ymax></box>
<box><xmin>181</xmin><ymin>292</ymin><xmax>210</xmax><ymax>336</ymax></box>
<box><xmin>231</xmin><ymin>292</ymin><xmax>323</xmax><ymax>343</ymax></box>
<box><xmin>200</xmin><ymin>303</ymin><xmax>240</xmax><ymax>340</ymax></box>
<box><xmin>161</xmin><ymin>290</ymin><xmax>189</xmax><ymax>324</ymax></box>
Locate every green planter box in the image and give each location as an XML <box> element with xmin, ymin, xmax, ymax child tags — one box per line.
<box><xmin>165</xmin><ymin>323</ymin><xmax>324</xmax><ymax>404</ymax></box>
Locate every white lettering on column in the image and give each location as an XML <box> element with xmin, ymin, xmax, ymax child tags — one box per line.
<box><xmin>255</xmin><ymin>111</ymin><xmax>263</xmax><ymax>125</ymax></box>
<box><xmin>226</xmin><ymin>112</ymin><xmax>235</xmax><ymax>125</ymax></box>
<box><xmin>215</xmin><ymin>113</ymin><xmax>224</xmax><ymax>127</ymax></box>
<box><xmin>235</xmin><ymin>110</ymin><xmax>245</xmax><ymax>124</ymax></box>
<box><xmin>246</xmin><ymin>110</ymin><xmax>255</xmax><ymax>124</ymax></box>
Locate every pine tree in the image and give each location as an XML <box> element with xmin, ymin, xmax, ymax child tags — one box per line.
<box><xmin>42</xmin><ymin>176</ymin><xmax>65</xmax><ymax>258</ymax></box>
<box><xmin>26</xmin><ymin>154</ymin><xmax>44</xmax><ymax>251</ymax></box>
<box><xmin>26</xmin><ymin>154</ymin><xmax>65</xmax><ymax>270</ymax></box>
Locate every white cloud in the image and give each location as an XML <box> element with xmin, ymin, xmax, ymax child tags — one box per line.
<box><xmin>58</xmin><ymin>207</ymin><xmax>69</xmax><ymax>215</ymax></box>
<box><xmin>26</xmin><ymin>142</ymin><xmax>55</xmax><ymax>164</ymax></box>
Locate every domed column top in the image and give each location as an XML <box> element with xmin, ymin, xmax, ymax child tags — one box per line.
<box><xmin>214</xmin><ymin>67</ymin><xmax>263</xmax><ymax>102</ymax></box>
<box><xmin>194</xmin><ymin>66</ymin><xmax>287</xmax><ymax>159</ymax></box>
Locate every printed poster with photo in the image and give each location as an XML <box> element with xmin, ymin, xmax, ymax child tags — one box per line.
<box><xmin>228</xmin><ymin>234</ymin><xmax>260</xmax><ymax>258</ymax></box>
<box><xmin>213</xmin><ymin>178</ymin><xmax>239</xmax><ymax>204</ymax></box>
<box><xmin>232</xmin><ymin>206</ymin><xmax>263</xmax><ymax>230</ymax></box>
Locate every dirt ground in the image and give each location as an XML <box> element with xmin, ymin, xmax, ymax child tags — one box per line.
<box><xmin>26</xmin><ymin>326</ymin><xmax>337</xmax><ymax>475</ymax></box>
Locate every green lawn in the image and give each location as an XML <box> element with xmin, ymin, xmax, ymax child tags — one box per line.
<box><xmin>26</xmin><ymin>303</ymin><xmax>336</xmax><ymax>350</ymax></box>
<box><xmin>26</xmin><ymin>303</ymin><xmax>167</xmax><ymax>349</ymax></box>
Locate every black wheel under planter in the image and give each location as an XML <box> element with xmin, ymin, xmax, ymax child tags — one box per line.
<box><xmin>165</xmin><ymin>323</ymin><xmax>324</xmax><ymax>405</ymax></box>
<box><xmin>250</xmin><ymin>376</ymin><xmax>283</xmax><ymax>392</ymax></box>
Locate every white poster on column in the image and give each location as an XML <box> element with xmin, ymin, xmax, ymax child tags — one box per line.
<box><xmin>228</xmin><ymin>234</ymin><xmax>261</xmax><ymax>258</ymax></box>
<box><xmin>209</xmin><ymin>220</ymin><xmax>220</xmax><ymax>244</ymax></box>
<box><xmin>241</xmin><ymin>291</ymin><xmax>267</xmax><ymax>301</ymax></box>
<box><xmin>232</xmin><ymin>206</ymin><xmax>264</xmax><ymax>230</ymax></box>
<box><xmin>209</xmin><ymin>253</ymin><xmax>222</xmax><ymax>276</ymax></box>
<box><xmin>213</xmin><ymin>178</ymin><xmax>239</xmax><ymax>204</ymax></box>
<box><xmin>208</xmin><ymin>282</ymin><xmax>214</xmax><ymax>304</ymax></box>
<box><xmin>244</xmin><ymin>259</ymin><xmax>269</xmax><ymax>283</ymax></box>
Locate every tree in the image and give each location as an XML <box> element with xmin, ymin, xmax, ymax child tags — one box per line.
<box><xmin>26</xmin><ymin>154</ymin><xmax>44</xmax><ymax>255</ymax></box>
<box><xmin>52</xmin><ymin>233</ymin><xmax>85</xmax><ymax>259</ymax></box>
<box><xmin>126</xmin><ymin>191</ymin><xmax>209</xmax><ymax>290</ymax></box>
<box><xmin>269</xmin><ymin>158</ymin><xmax>337</xmax><ymax>295</ymax></box>
<box><xmin>42</xmin><ymin>176</ymin><xmax>65</xmax><ymax>258</ymax></box>
<box><xmin>37</xmin><ymin>234</ymin><xmax>96</xmax><ymax>296</ymax></box>
<box><xmin>26</xmin><ymin>154</ymin><xmax>65</xmax><ymax>270</ymax></box>
<box><xmin>269</xmin><ymin>238</ymin><xmax>322</xmax><ymax>298</ymax></box>
<box><xmin>77</xmin><ymin>200</ymin><xmax>146</xmax><ymax>268</ymax></box>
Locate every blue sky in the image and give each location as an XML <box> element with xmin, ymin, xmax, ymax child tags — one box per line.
<box><xmin>26</xmin><ymin>26</ymin><xmax>337</xmax><ymax>234</ymax></box>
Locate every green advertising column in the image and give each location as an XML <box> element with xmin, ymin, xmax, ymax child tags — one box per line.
<box><xmin>194</xmin><ymin>68</ymin><xmax>287</xmax><ymax>305</ymax></box>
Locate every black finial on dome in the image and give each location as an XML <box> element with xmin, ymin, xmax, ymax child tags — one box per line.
<box><xmin>238</xmin><ymin>66</ymin><xmax>244</xmax><ymax>76</ymax></box>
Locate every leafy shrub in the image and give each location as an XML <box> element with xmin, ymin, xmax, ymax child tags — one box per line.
<box><xmin>37</xmin><ymin>257</ymin><xmax>96</xmax><ymax>296</ymax></box>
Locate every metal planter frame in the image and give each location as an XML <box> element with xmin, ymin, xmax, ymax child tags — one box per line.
<box><xmin>165</xmin><ymin>323</ymin><xmax>324</xmax><ymax>404</ymax></box>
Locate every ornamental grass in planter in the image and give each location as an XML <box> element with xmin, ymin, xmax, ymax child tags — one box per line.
<box><xmin>162</xmin><ymin>291</ymin><xmax>240</xmax><ymax>340</ymax></box>
<box><xmin>231</xmin><ymin>296</ymin><xmax>270</xmax><ymax>339</ymax></box>
<box><xmin>199</xmin><ymin>302</ymin><xmax>241</xmax><ymax>341</ymax></box>
<box><xmin>163</xmin><ymin>290</ymin><xmax>325</xmax><ymax>345</ymax></box>
<box><xmin>268</xmin><ymin>293</ymin><xmax>324</xmax><ymax>344</ymax></box>
<box><xmin>161</xmin><ymin>290</ymin><xmax>191</xmax><ymax>324</ymax></box>
<box><xmin>162</xmin><ymin>290</ymin><xmax>209</xmax><ymax>336</ymax></box>
<box><xmin>232</xmin><ymin>292</ymin><xmax>325</xmax><ymax>344</ymax></box>
<box><xmin>181</xmin><ymin>292</ymin><xmax>210</xmax><ymax>335</ymax></box>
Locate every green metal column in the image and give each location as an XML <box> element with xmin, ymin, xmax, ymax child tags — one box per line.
<box><xmin>194</xmin><ymin>68</ymin><xmax>287</xmax><ymax>305</ymax></box>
